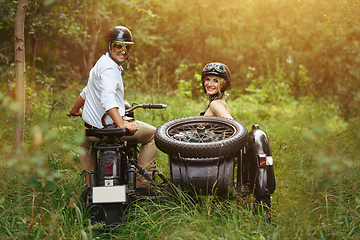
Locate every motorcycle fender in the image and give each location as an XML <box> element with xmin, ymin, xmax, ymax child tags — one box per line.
<box><xmin>254</xmin><ymin>165</ymin><xmax>275</xmax><ymax>195</ymax></box>
<box><xmin>247</xmin><ymin>125</ymin><xmax>276</xmax><ymax>195</ymax></box>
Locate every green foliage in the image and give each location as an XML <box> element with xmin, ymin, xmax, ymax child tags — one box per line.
<box><xmin>114</xmin><ymin>189</ymin><xmax>272</xmax><ymax>239</ymax></box>
<box><xmin>0</xmin><ymin>0</ymin><xmax>16</xmax><ymax>30</ymax></box>
<box><xmin>0</xmin><ymin>88</ymin><xmax>88</xmax><ymax>238</ymax></box>
<box><xmin>2</xmin><ymin>82</ymin><xmax>360</xmax><ymax>238</ymax></box>
<box><xmin>0</xmin><ymin>92</ymin><xmax>18</xmax><ymax>153</ymax></box>
<box><xmin>2</xmin><ymin>0</ymin><xmax>360</xmax><ymax>118</ymax></box>
<box><xmin>2</xmin><ymin>0</ymin><xmax>360</xmax><ymax>237</ymax></box>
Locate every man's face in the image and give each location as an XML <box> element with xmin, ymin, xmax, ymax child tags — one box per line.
<box><xmin>109</xmin><ymin>42</ymin><xmax>132</xmax><ymax>64</ymax></box>
<box><xmin>110</xmin><ymin>47</ymin><xmax>129</xmax><ymax>64</ymax></box>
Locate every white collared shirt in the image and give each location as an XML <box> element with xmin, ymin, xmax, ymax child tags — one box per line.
<box><xmin>80</xmin><ymin>52</ymin><xmax>125</xmax><ymax>128</ymax></box>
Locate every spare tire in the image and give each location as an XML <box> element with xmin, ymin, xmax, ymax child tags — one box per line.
<box><xmin>155</xmin><ymin>116</ymin><xmax>248</xmax><ymax>158</ymax></box>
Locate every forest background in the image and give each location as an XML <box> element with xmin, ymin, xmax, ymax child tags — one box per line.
<box><xmin>1</xmin><ymin>0</ymin><xmax>360</xmax><ymax>239</ymax></box>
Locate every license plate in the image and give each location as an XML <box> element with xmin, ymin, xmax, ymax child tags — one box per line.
<box><xmin>92</xmin><ymin>185</ymin><xmax>127</xmax><ymax>203</ymax></box>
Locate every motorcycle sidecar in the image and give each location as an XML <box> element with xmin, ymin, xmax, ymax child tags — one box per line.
<box><xmin>155</xmin><ymin>117</ymin><xmax>275</xmax><ymax>208</ymax></box>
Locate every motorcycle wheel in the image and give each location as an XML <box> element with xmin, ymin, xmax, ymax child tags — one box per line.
<box><xmin>155</xmin><ymin>116</ymin><xmax>248</xmax><ymax>158</ymax></box>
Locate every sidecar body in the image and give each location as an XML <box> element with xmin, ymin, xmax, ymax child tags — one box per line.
<box><xmin>155</xmin><ymin>117</ymin><xmax>275</xmax><ymax>206</ymax></box>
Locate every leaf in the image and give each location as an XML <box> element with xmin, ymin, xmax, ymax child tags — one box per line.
<box><xmin>43</xmin><ymin>0</ymin><xmax>56</xmax><ymax>7</ymax></box>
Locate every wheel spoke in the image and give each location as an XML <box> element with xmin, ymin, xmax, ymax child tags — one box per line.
<box><xmin>155</xmin><ymin>116</ymin><xmax>248</xmax><ymax>158</ymax></box>
<box><xmin>167</xmin><ymin>121</ymin><xmax>235</xmax><ymax>143</ymax></box>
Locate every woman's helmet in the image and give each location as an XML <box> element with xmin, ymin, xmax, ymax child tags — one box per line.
<box><xmin>105</xmin><ymin>26</ymin><xmax>134</xmax><ymax>44</ymax></box>
<box><xmin>201</xmin><ymin>62</ymin><xmax>231</xmax><ymax>93</ymax></box>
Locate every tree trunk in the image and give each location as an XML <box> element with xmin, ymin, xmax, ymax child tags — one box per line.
<box><xmin>87</xmin><ymin>0</ymin><xmax>99</xmax><ymax>73</ymax></box>
<box><xmin>13</xmin><ymin>0</ymin><xmax>27</xmax><ymax>155</ymax></box>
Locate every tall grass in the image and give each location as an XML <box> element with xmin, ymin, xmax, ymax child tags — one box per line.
<box><xmin>1</xmin><ymin>85</ymin><xmax>359</xmax><ymax>239</ymax></box>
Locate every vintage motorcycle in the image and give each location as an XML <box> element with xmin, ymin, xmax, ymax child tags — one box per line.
<box><xmin>73</xmin><ymin>103</ymin><xmax>168</xmax><ymax>225</ymax></box>
<box><xmin>73</xmin><ymin>106</ymin><xmax>275</xmax><ymax>225</ymax></box>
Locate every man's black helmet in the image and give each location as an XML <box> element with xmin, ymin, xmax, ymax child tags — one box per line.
<box><xmin>201</xmin><ymin>62</ymin><xmax>231</xmax><ymax>92</ymax></box>
<box><xmin>105</xmin><ymin>26</ymin><xmax>134</xmax><ymax>44</ymax></box>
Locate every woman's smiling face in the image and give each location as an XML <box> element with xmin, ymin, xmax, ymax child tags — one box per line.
<box><xmin>204</xmin><ymin>75</ymin><xmax>220</xmax><ymax>95</ymax></box>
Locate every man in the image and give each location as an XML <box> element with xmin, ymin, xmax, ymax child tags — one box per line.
<box><xmin>69</xmin><ymin>26</ymin><xmax>157</xmax><ymax>189</ymax></box>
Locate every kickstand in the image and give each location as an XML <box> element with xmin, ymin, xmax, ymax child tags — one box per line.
<box><xmin>131</xmin><ymin>160</ymin><xmax>157</xmax><ymax>186</ymax></box>
<box><xmin>152</xmin><ymin>169</ymin><xmax>168</xmax><ymax>184</ymax></box>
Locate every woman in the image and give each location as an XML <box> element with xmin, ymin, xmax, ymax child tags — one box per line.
<box><xmin>200</xmin><ymin>62</ymin><xmax>232</xmax><ymax>119</ymax></box>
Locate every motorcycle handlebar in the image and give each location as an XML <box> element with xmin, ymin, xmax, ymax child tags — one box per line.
<box><xmin>125</xmin><ymin>104</ymin><xmax>167</xmax><ymax>113</ymax></box>
<box><xmin>141</xmin><ymin>104</ymin><xmax>167</xmax><ymax>109</ymax></box>
<box><xmin>68</xmin><ymin>103</ymin><xmax>167</xmax><ymax>117</ymax></box>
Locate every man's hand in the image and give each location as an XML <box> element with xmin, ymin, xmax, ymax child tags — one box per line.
<box><xmin>69</xmin><ymin>95</ymin><xmax>85</xmax><ymax>117</ymax></box>
<box><xmin>125</xmin><ymin>122</ymin><xmax>138</xmax><ymax>134</ymax></box>
<box><xmin>69</xmin><ymin>108</ymin><xmax>83</xmax><ymax>117</ymax></box>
